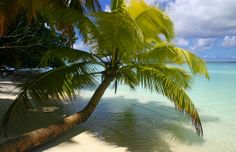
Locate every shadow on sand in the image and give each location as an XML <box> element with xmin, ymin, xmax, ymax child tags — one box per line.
<box><xmin>0</xmin><ymin>98</ymin><xmax>65</xmax><ymax>143</ymax></box>
<box><xmin>32</xmin><ymin>96</ymin><xmax>219</xmax><ymax>152</ymax></box>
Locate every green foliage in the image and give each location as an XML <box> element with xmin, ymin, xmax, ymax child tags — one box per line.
<box><xmin>137</xmin><ymin>43</ymin><xmax>209</xmax><ymax>78</ymax></box>
<box><xmin>92</xmin><ymin>12</ymin><xmax>144</xmax><ymax>57</ymax></box>
<box><xmin>0</xmin><ymin>0</ymin><xmax>101</xmax><ymax>35</ymax></box>
<box><xmin>1</xmin><ymin>0</ymin><xmax>209</xmax><ymax>136</ymax></box>
<box><xmin>111</xmin><ymin>0</ymin><xmax>126</xmax><ymax>11</ymax></box>
<box><xmin>40</xmin><ymin>48</ymin><xmax>97</xmax><ymax>66</ymax></box>
<box><xmin>0</xmin><ymin>13</ymin><xmax>70</xmax><ymax>68</ymax></box>
<box><xmin>0</xmin><ymin>0</ymin><xmax>102</xmax><ymax>68</ymax></box>
<box><xmin>128</xmin><ymin>0</ymin><xmax>174</xmax><ymax>42</ymax></box>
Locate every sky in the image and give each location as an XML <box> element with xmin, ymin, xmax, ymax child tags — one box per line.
<box><xmin>75</xmin><ymin>0</ymin><xmax>236</xmax><ymax>62</ymax></box>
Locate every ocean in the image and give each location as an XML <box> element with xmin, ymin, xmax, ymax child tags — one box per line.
<box><xmin>64</xmin><ymin>63</ymin><xmax>236</xmax><ymax>152</ymax></box>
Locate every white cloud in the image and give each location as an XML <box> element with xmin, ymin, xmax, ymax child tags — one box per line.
<box><xmin>165</xmin><ymin>0</ymin><xmax>236</xmax><ymax>37</ymax></box>
<box><xmin>174</xmin><ymin>37</ymin><xmax>189</xmax><ymax>46</ymax></box>
<box><xmin>145</xmin><ymin>0</ymin><xmax>171</xmax><ymax>6</ymax></box>
<box><xmin>104</xmin><ymin>5</ymin><xmax>111</xmax><ymax>12</ymax></box>
<box><xmin>145</xmin><ymin>0</ymin><xmax>159</xmax><ymax>5</ymax></box>
<box><xmin>222</xmin><ymin>36</ymin><xmax>236</xmax><ymax>47</ymax></box>
<box><xmin>194</xmin><ymin>38</ymin><xmax>215</xmax><ymax>50</ymax></box>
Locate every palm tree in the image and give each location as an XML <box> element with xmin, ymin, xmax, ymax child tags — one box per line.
<box><xmin>0</xmin><ymin>0</ymin><xmax>209</xmax><ymax>151</ymax></box>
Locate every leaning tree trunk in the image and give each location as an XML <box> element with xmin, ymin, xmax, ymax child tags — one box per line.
<box><xmin>0</xmin><ymin>76</ymin><xmax>113</xmax><ymax>152</ymax></box>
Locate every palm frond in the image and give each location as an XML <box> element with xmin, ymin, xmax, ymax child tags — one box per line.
<box><xmin>111</xmin><ymin>0</ymin><xmax>126</xmax><ymax>11</ymax></box>
<box><xmin>19</xmin><ymin>0</ymin><xmax>44</xmax><ymax>21</ymax></box>
<box><xmin>135</xmin><ymin>64</ymin><xmax>203</xmax><ymax>135</ymax></box>
<box><xmin>0</xmin><ymin>0</ymin><xmax>101</xmax><ymax>36</ymax></box>
<box><xmin>133</xmin><ymin>64</ymin><xmax>192</xmax><ymax>89</ymax></box>
<box><xmin>0</xmin><ymin>62</ymin><xmax>100</xmax><ymax>136</ymax></box>
<box><xmin>40</xmin><ymin>48</ymin><xmax>97</xmax><ymax>66</ymax></box>
<box><xmin>75</xmin><ymin>14</ymin><xmax>99</xmax><ymax>44</ymax></box>
<box><xmin>91</xmin><ymin>12</ymin><xmax>144</xmax><ymax>57</ymax></box>
<box><xmin>117</xmin><ymin>67</ymin><xmax>139</xmax><ymax>89</ymax></box>
<box><xmin>43</xmin><ymin>0</ymin><xmax>101</xmax><ymax>43</ymax></box>
<box><xmin>138</xmin><ymin>44</ymin><xmax>209</xmax><ymax>78</ymax></box>
<box><xmin>127</xmin><ymin>0</ymin><xmax>174</xmax><ymax>42</ymax></box>
<box><xmin>45</xmin><ymin>6</ymin><xmax>99</xmax><ymax>45</ymax></box>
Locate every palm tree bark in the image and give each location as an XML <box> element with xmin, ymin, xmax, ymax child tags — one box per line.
<box><xmin>0</xmin><ymin>76</ymin><xmax>113</xmax><ymax>152</ymax></box>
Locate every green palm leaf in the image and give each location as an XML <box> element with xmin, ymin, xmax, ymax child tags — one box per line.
<box><xmin>111</xmin><ymin>0</ymin><xmax>126</xmax><ymax>11</ymax></box>
<box><xmin>127</xmin><ymin>0</ymin><xmax>174</xmax><ymax>42</ymax></box>
<box><xmin>92</xmin><ymin>12</ymin><xmax>144</xmax><ymax>56</ymax></box>
<box><xmin>40</xmin><ymin>48</ymin><xmax>97</xmax><ymax>66</ymax></box>
<box><xmin>135</xmin><ymin>64</ymin><xmax>203</xmax><ymax>135</ymax></box>
<box><xmin>117</xmin><ymin>67</ymin><xmax>139</xmax><ymax>89</ymax></box>
<box><xmin>0</xmin><ymin>0</ymin><xmax>101</xmax><ymax>35</ymax></box>
<box><xmin>138</xmin><ymin>44</ymin><xmax>209</xmax><ymax>78</ymax></box>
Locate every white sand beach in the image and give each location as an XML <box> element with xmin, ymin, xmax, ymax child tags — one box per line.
<box><xmin>41</xmin><ymin>132</ymin><xmax>128</xmax><ymax>152</ymax></box>
<box><xmin>0</xmin><ymin>78</ymin><xmax>128</xmax><ymax>152</ymax></box>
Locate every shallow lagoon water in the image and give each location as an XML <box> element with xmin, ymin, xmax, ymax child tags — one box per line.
<box><xmin>65</xmin><ymin>63</ymin><xmax>236</xmax><ymax>152</ymax></box>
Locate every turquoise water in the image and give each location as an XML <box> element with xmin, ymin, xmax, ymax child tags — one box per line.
<box><xmin>64</xmin><ymin>63</ymin><xmax>236</xmax><ymax>152</ymax></box>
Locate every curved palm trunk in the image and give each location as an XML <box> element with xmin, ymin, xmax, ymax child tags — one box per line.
<box><xmin>0</xmin><ymin>76</ymin><xmax>113</xmax><ymax>152</ymax></box>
